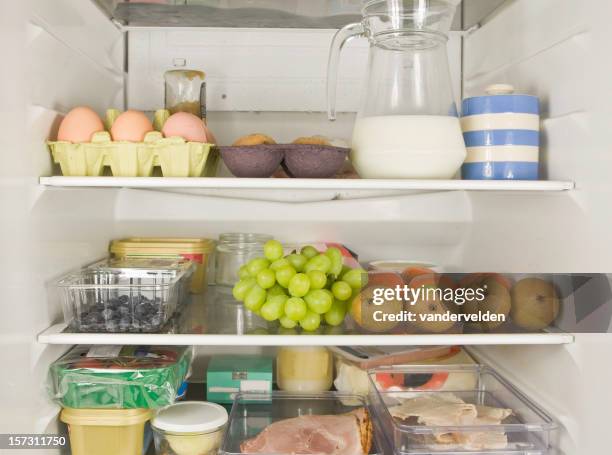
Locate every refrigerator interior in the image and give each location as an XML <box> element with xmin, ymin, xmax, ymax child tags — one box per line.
<box><xmin>3</xmin><ymin>0</ymin><xmax>612</xmax><ymax>453</ymax></box>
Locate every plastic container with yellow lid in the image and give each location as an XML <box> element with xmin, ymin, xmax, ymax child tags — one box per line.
<box><xmin>60</xmin><ymin>408</ymin><xmax>152</xmax><ymax>455</ymax></box>
<box><xmin>110</xmin><ymin>238</ymin><xmax>216</xmax><ymax>294</ymax></box>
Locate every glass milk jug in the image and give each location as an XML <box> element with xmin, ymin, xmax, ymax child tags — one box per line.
<box><xmin>327</xmin><ymin>0</ymin><xmax>466</xmax><ymax>179</ymax></box>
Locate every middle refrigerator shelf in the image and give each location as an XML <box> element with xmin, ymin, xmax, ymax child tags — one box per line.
<box><xmin>38</xmin><ymin>287</ymin><xmax>574</xmax><ymax>346</ymax></box>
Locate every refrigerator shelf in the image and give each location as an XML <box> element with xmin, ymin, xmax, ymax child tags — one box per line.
<box><xmin>39</xmin><ymin>177</ymin><xmax>574</xmax><ymax>202</ymax></box>
<box><xmin>38</xmin><ymin>288</ymin><xmax>574</xmax><ymax>346</ymax></box>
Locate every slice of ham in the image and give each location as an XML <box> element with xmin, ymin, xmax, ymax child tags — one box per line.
<box><xmin>240</xmin><ymin>408</ymin><xmax>371</xmax><ymax>455</ymax></box>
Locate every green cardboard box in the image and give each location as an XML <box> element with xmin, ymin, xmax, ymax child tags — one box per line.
<box><xmin>206</xmin><ymin>355</ymin><xmax>273</xmax><ymax>404</ymax></box>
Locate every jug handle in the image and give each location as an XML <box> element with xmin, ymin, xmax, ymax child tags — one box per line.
<box><xmin>327</xmin><ymin>22</ymin><xmax>364</xmax><ymax>121</ymax></box>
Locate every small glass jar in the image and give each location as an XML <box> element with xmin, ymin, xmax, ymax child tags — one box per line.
<box><xmin>276</xmin><ymin>347</ymin><xmax>333</xmax><ymax>393</ymax></box>
<box><xmin>152</xmin><ymin>401</ymin><xmax>228</xmax><ymax>455</ymax></box>
<box><xmin>214</xmin><ymin>233</ymin><xmax>273</xmax><ymax>287</ymax></box>
<box><xmin>164</xmin><ymin>70</ymin><xmax>206</xmax><ymax>119</ymax></box>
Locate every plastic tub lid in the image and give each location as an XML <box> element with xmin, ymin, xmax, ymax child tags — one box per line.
<box><xmin>111</xmin><ymin>238</ymin><xmax>216</xmax><ymax>253</ymax></box>
<box><xmin>152</xmin><ymin>401</ymin><xmax>228</xmax><ymax>434</ymax></box>
<box><xmin>60</xmin><ymin>408</ymin><xmax>152</xmax><ymax>426</ymax></box>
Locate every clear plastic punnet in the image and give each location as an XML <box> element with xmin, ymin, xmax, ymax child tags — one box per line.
<box><xmin>86</xmin><ymin>257</ymin><xmax>195</xmax><ymax>308</ymax></box>
<box><xmin>221</xmin><ymin>392</ymin><xmax>384</xmax><ymax>455</ymax></box>
<box><xmin>368</xmin><ymin>365</ymin><xmax>557</xmax><ymax>454</ymax></box>
<box><xmin>58</xmin><ymin>263</ymin><xmax>188</xmax><ymax>333</ymax></box>
<box><xmin>49</xmin><ymin>345</ymin><xmax>192</xmax><ymax>409</ymax></box>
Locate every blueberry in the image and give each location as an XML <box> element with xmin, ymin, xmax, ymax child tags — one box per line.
<box><xmin>101</xmin><ymin>308</ymin><xmax>115</xmax><ymax>320</ymax></box>
<box><xmin>118</xmin><ymin>318</ymin><xmax>131</xmax><ymax>331</ymax></box>
<box><xmin>105</xmin><ymin>320</ymin><xmax>118</xmax><ymax>332</ymax></box>
<box><xmin>118</xmin><ymin>306</ymin><xmax>130</xmax><ymax>317</ymax></box>
<box><xmin>150</xmin><ymin>315</ymin><xmax>162</xmax><ymax>328</ymax></box>
<box><xmin>134</xmin><ymin>305</ymin><xmax>147</xmax><ymax>318</ymax></box>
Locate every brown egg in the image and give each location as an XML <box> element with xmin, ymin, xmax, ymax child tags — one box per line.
<box><xmin>110</xmin><ymin>110</ymin><xmax>154</xmax><ymax>142</ymax></box>
<box><xmin>162</xmin><ymin>112</ymin><xmax>208</xmax><ymax>142</ymax></box>
<box><xmin>57</xmin><ymin>107</ymin><xmax>104</xmax><ymax>143</ymax></box>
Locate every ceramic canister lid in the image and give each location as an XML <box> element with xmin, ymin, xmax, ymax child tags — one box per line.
<box><xmin>462</xmin><ymin>84</ymin><xmax>539</xmax><ymax>116</ymax></box>
<box><xmin>152</xmin><ymin>401</ymin><xmax>228</xmax><ymax>434</ymax></box>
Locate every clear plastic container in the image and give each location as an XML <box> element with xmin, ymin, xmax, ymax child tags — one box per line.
<box><xmin>214</xmin><ymin>233</ymin><xmax>272</xmax><ymax>286</ymax></box>
<box><xmin>152</xmin><ymin>401</ymin><xmax>228</xmax><ymax>455</ymax></box>
<box><xmin>87</xmin><ymin>257</ymin><xmax>195</xmax><ymax>309</ymax></box>
<box><xmin>276</xmin><ymin>347</ymin><xmax>333</xmax><ymax>393</ymax></box>
<box><xmin>58</xmin><ymin>267</ymin><xmax>184</xmax><ymax>333</ymax></box>
<box><xmin>368</xmin><ymin>365</ymin><xmax>557</xmax><ymax>454</ymax></box>
<box><xmin>60</xmin><ymin>408</ymin><xmax>152</xmax><ymax>455</ymax></box>
<box><xmin>110</xmin><ymin>238</ymin><xmax>216</xmax><ymax>294</ymax></box>
<box><xmin>220</xmin><ymin>392</ymin><xmax>382</xmax><ymax>455</ymax></box>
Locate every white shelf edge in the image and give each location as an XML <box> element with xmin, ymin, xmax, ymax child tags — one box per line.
<box><xmin>39</xmin><ymin>177</ymin><xmax>575</xmax><ymax>192</ymax></box>
<box><xmin>38</xmin><ymin>323</ymin><xmax>575</xmax><ymax>346</ymax></box>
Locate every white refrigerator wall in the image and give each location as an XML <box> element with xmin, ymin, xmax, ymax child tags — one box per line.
<box><xmin>463</xmin><ymin>1</ymin><xmax>612</xmax><ymax>454</ymax></box>
<box><xmin>459</xmin><ymin>0</ymin><xmax>612</xmax><ymax>273</ymax></box>
<box><xmin>1</xmin><ymin>1</ymin><xmax>610</xmax><ymax>455</ymax></box>
<box><xmin>0</xmin><ymin>0</ymin><xmax>125</xmax><ymax>438</ymax></box>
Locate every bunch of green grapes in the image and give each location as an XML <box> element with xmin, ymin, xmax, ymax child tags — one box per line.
<box><xmin>232</xmin><ymin>240</ymin><xmax>364</xmax><ymax>332</ymax></box>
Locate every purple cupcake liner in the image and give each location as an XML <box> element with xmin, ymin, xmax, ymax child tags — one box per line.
<box><xmin>220</xmin><ymin>143</ymin><xmax>350</xmax><ymax>179</ymax></box>
<box><xmin>282</xmin><ymin>144</ymin><xmax>349</xmax><ymax>178</ymax></box>
<box><xmin>220</xmin><ymin>145</ymin><xmax>284</xmax><ymax>178</ymax></box>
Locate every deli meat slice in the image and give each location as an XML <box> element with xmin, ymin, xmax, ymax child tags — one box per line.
<box><xmin>240</xmin><ymin>408</ymin><xmax>372</xmax><ymax>455</ymax></box>
<box><xmin>389</xmin><ymin>394</ymin><xmax>477</xmax><ymax>425</ymax></box>
<box><xmin>389</xmin><ymin>394</ymin><xmax>513</xmax><ymax>450</ymax></box>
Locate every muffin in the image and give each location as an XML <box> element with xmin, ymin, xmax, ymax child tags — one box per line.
<box><xmin>232</xmin><ymin>133</ymin><xmax>276</xmax><ymax>146</ymax></box>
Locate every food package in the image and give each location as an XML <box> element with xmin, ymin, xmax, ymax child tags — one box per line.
<box><xmin>110</xmin><ymin>237</ymin><xmax>216</xmax><ymax>294</ymax></box>
<box><xmin>49</xmin><ymin>345</ymin><xmax>192</xmax><ymax>409</ymax></box>
<box><xmin>48</xmin><ymin>109</ymin><xmax>219</xmax><ymax>177</ymax></box>
<box><xmin>206</xmin><ymin>355</ymin><xmax>273</xmax><ymax>404</ymax></box>
<box><xmin>333</xmin><ymin>347</ymin><xmax>476</xmax><ymax>397</ymax></box>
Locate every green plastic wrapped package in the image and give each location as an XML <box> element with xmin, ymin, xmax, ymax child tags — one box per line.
<box><xmin>49</xmin><ymin>345</ymin><xmax>192</xmax><ymax>409</ymax></box>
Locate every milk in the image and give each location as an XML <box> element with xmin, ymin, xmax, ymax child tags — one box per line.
<box><xmin>351</xmin><ymin>115</ymin><xmax>467</xmax><ymax>179</ymax></box>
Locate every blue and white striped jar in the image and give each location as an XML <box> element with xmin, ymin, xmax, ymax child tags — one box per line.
<box><xmin>461</xmin><ymin>84</ymin><xmax>540</xmax><ymax>180</ymax></box>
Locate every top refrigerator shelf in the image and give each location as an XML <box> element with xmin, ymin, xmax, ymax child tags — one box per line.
<box><xmin>39</xmin><ymin>177</ymin><xmax>574</xmax><ymax>202</ymax></box>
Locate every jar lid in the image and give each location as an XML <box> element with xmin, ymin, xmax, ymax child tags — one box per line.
<box><xmin>111</xmin><ymin>238</ymin><xmax>216</xmax><ymax>254</ymax></box>
<box><xmin>218</xmin><ymin>233</ymin><xmax>273</xmax><ymax>244</ymax></box>
<box><xmin>152</xmin><ymin>401</ymin><xmax>228</xmax><ymax>434</ymax></box>
<box><xmin>462</xmin><ymin>84</ymin><xmax>539</xmax><ymax>116</ymax></box>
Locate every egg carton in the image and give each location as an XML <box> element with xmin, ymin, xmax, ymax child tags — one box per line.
<box><xmin>47</xmin><ymin>109</ymin><xmax>219</xmax><ymax>177</ymax></box>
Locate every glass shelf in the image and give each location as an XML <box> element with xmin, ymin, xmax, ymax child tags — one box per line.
<box><xmin>38</xmin><ymin>287</ymin><xmax>574</xmax><ymax>346</ymax></box>
<box><xmin>93</xmin><ymin>0</ymin><xmax>481</xmax><ymax>30</ymax></box>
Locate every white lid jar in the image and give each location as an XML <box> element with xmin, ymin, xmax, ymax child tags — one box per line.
<box><xmin>152</xmin><ymin>401</ymin><xmax>228</xmax><ymax>455</ymax></box>
<box><xmin>276</xmin><ymin>347</ymin><xmax>333</xmax><ymax>393</ymax></box>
